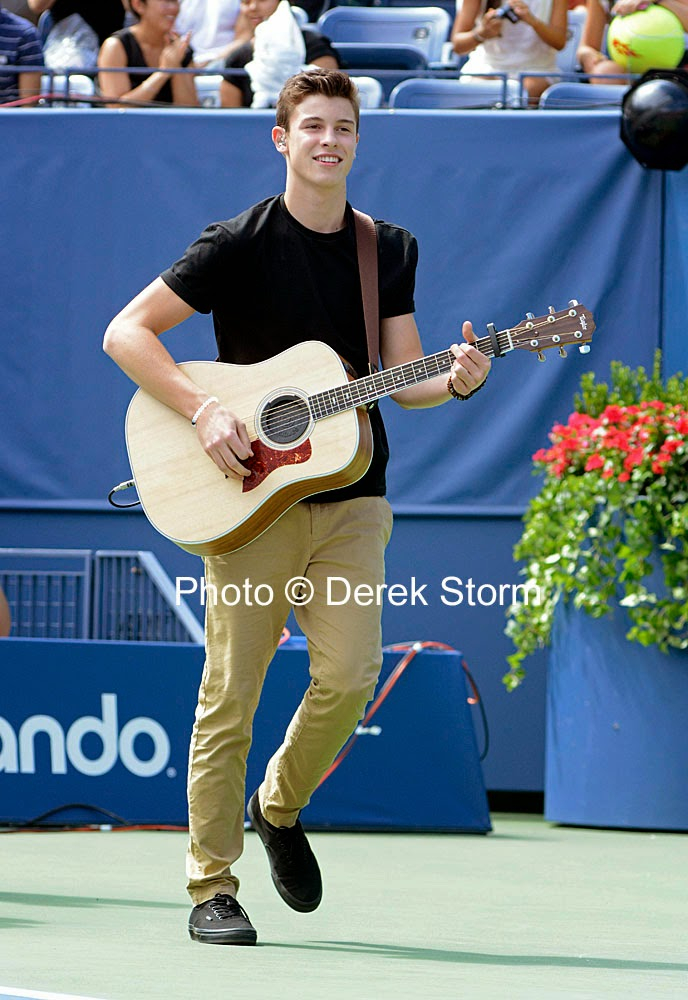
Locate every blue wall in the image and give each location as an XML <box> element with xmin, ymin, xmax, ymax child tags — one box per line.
<box><xmin>2</xmin><ymin>107</ymin><xmax>685</xmax><ymax>792</ymax></box>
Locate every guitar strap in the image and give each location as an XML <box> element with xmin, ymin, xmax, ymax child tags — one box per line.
<box><xmin>353</xmin><ymin>209</ymin><xmax>380</xmax><ymax>377</ymax></box>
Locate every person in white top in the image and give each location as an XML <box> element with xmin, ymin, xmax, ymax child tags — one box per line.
<box><xmin>452</xmin><ymin>0</ymin><xmax>568</xmax><ymax>103</ymax></box>
<box><xmin>175</xmin><ymin>0</ymin><xmax>247</xmax><ymax>66</ymax></box>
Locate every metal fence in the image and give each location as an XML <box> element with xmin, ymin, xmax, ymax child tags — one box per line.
<box><xmin>0</xmin><ymin>548</ymin><xmax>203</xmax><ymax>644</ymax></box>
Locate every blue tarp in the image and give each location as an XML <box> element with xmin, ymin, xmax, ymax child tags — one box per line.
<box><xmin>0</xmin><ymin>108</ymin><xmax>667</xmax><ymax>509</ymax></box>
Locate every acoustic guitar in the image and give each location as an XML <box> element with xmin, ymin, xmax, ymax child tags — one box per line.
<box><xmin>123</xmin><ymin>302</ymin><xmax>595</xmax><ymax>556</ymax></box>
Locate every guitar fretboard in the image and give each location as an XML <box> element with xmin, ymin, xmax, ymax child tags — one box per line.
<box><xmin>309</xmin><ymin>332</ymin><xmax>511</xmax><ymax>419</ymax></box>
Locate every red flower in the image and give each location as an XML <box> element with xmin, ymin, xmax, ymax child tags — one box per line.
<box><xmin>602</xmin><ymin>405</ymin><xmax>626</xmax><ymax>423</ymax></box>
<box><xmin>623</xmin><ymin>447</ymin><xmax>645</xmax><ymax>471</ymax></box>
<box><xmin>663</xmin><ymin>439</ymin><xmax>682</xmax><ymax>454</ymax></box>
<box><xmin>535</xmin><ymin>400</ymin><xmax>687</xmax><ymax>481</ymax></box>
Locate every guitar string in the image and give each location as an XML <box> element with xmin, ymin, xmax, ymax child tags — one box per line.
<box><xmin>253</xmin><ymin>350</ymin><xmax>460</xmax><ymax>438</ymax></box>
<box><xmin>253</xmin><ymin>331</ymin><xmax>512</xmax><ymax>433</ymax></box>
<box><xmin>254</xmin><ymin>317</ymin><xmax>585</xmax><ymax>437</ymax></box>
<box><xmin>235</xmin><ymin>314</ymin><xmax>587</xmax><ymax>440</ymax></box>
<box><xmin>250</xmin><ymin>319</ymin><xmax>583</xmax><ymax>438</ymax></box>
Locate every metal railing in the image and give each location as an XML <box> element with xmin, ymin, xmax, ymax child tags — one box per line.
<box><xmin>0</xmin><ymin>548</ymin><xmax>203</xmax><ymax>644</ymax></box>
<box><xmin>0</xmin><ymin>548</ymin><xmax>91</xmax><ymax>639</ymax></box>
<box><xmin>1</xmin><ymin>62</ymin><xmax>636</xmax><ymax>111</ymax></box>
<box><xmin>92</xmin><ymin>550</ymin><xmax>203</xmax><ymax>643</ymax></box>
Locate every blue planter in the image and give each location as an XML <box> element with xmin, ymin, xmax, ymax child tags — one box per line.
<box><xmin>545</xmin><ymin>601</ymin><xmax>688</xmax><ymax>830</ymax></box>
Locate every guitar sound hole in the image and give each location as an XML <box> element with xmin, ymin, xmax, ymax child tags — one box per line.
<box><xmin>259</xmin><ymin>394</ymin><xmax>311</xmax><ymax>445</ymax></box>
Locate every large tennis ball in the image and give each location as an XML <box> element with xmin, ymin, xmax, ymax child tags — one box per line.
<box><xmin>607</xmin><ymin>6</ymin><xmax>685</xmax><ymax>73</ymax></box>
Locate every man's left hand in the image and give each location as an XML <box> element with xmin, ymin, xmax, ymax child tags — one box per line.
<box><xmin>448</xmin><ymin>321</ymin><xmax>491</xmax><ymax>397</ymax></box>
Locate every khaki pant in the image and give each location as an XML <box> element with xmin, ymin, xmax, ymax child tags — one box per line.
<box><xmin>186</xmin><ymin>496</ymin><xmax>393</xmax><ymax>904</ymax></box>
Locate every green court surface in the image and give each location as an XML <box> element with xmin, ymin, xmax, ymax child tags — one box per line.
<box><xmin>1</xmin><ymin>815</ymin><xmax>686</xmax><ymax>1000</ymax></box>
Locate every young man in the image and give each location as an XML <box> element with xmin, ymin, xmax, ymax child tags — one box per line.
<box><xmin>103</xmin><ymin>68</ymin><xmax>490</xmax><ymax>946</ymax></box>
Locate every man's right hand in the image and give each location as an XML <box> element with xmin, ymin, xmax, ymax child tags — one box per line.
<box><xmin>195</xmin><ymin>402</ymin><xmax>254</xmax><ymax>478</ymax></box>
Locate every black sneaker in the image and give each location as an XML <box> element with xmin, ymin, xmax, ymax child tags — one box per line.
<box><xmin>247</xmin><ymin>790</ymin><xmax>322</xmax><ymax>912</ymax></box>
<box><xmin>188</xmin><ymin>893</ymin><xmax>257</xmax><ymax>945</ymax></box>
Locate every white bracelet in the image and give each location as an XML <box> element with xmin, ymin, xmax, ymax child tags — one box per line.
<box><xmin>191</xmin><ymin>396</ymin><xmax>219</xmax><ymax>426</ymax></box>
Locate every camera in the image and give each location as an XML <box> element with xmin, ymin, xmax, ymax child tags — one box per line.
<box><xmin>495</xmin><ymin>4</ymin><xmax>520</xmax><ymax>22</ymax></box>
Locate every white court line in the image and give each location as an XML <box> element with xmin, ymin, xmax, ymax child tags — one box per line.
<box><xmin>0</xmin><ymin>989</ymin><xmax>104</xmax><ymax>1000</ymax></box>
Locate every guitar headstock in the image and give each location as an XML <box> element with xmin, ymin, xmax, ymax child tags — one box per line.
<box><xmin>507</xmin><ymin>301</ymin><xmax>595</xmax><ymax>361</ymax></box>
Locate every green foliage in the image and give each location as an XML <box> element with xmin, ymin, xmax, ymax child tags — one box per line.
<box><xmin>504</xmin><ymin>351</ymin><xmax>688</xmax><ymax>691</ymax></box>
<box><xmin>574</xmin><ymin>350</ymin><xmax>688</xmax><ymax>416</ymax></box>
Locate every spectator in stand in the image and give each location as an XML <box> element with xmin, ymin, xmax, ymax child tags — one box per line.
<box><xmin>292</xmin><ymin>0</ymin><xmax>327</xmax><ymax>21</ymax></box>
<box><xmin>27</xmin><ymin>0</ymin><xmax>126</xmax><ymax>46</ymax></box>
<box><xmin>174</xmin><ymin>0</ymin><xmax>249</xmax><ymax>68</ymax></box>
<box><xmin>577</xmin><ymin>0</ymin><xmax>688</xmax><ymax>81</ymax></box>
<box><xmin>0</xmin><ymin>4</ymin><xmax>43</xmax><ymax>104</ymax></box>
<box><xmin>452</xmin><ymin>0</ymin><xmax>568</xmax><ymax>104</ymax></box>
<box><xmin>98</xmin><ymin>0</ymin><xmax>198</xmax><ymax>107</ymax></box>
<box><xmin>220</xmin><ymin>0</ymin><xmax>338</xmax><ymax>108</ymax></box>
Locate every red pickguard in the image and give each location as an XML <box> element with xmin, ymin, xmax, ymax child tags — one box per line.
<box><xmin>241</xmin><ymin>438</ymin><xmax>312</xmax><ymax>493</ymax></box>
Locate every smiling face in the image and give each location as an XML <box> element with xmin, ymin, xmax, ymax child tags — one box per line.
<box><xmin>239</xmin><ymin>0</ymin><xmax>279</xmax><ymax>31</ymax></box>
<box><xmin>273</xmin><ymin>95</ymin><xmax>359</xmax><ymax>192</ymax></box>
<box><xmin>131</xmin><ymin>0</ymin><xmax>180</xmax><ymax>32</ymax></box>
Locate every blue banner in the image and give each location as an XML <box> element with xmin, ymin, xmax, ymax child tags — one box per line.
<box><xmin>0</xmin><ymin>637</ymin><xmax>489</xmax><ymax>831</ymax></box>
<box><xmin>0</xmin><ymin>109</ymin><xmax>663</xmax><ymax>511</ymax></box>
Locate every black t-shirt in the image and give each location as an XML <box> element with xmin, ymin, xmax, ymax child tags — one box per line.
<box><xmin>223</xmin><ymin>29</ymin><xmax>339</xmax><ymax>108</ymax></box>
<box><xmin>160</xmin><ymin>195</ymin><xmax>418</xmax><ymax>502</ymax></box>
<box><xmin>51</xmin><ymin>0</ymin><xmax>124</xmax><ymax>45</ymax></box>
<box><xmin>111</xmin><ymin>28</ymin><xmax>192</xmax><ymax>104</ymax></box>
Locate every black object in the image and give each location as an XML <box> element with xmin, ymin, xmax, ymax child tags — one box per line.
<box><xmin>495</xmin><ymin>4</ymin><xmax>520</xmax><ymax>23</ymax></box>
<box><xmin>188</xmin><ymin>894</ymin><xmax>258</xmax><ymax>946</ymax></box>
<box><xmin>247</xmin><ymin>790</ymin><xmax>323</xmax><ymax>913</ymax></box>
<box><xmin>621</xmin><ymin>69</ymin><xmax>688</xmax><ymax>171</ymax></box>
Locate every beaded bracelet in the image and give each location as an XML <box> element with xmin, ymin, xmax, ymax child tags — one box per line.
<box><xmin>447</xmin><ymin>376</ymin><xmax>487</xmax><ymax>401</ymax></box>
<box><xmin>191</xmin><ymin>396</ymin><xmax>219</xmax><ymax>426</ymax></box>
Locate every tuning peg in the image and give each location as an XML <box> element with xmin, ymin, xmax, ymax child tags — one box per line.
<box><xmin>537</xmin><ymin>351</ymin><xmax>546</xmax><ymax>362</ymax></box>
<box><xmin>548</xmin><ymin>306</ymin><xmax>555</xmax><ymax>314</ymax></box>
<box><xmin>559</xmin><ymin>347</ymin><xmax>567</xmax><ymax>358</ymax></box>
<box><xmin>568</xmin><ymin>298</ymin><xmax>579</xmax><ymax>307</ymax></box>
<box><xmin>578</xmin><ymin>345</ymin><xmax>591</xmax><ymax>354</ymax></box>
<box><xmin>526</xmin><ymin>312</ymin><xmax>535</xmax><ymax>320</ymax></box>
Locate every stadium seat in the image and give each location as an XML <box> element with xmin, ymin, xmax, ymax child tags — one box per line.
<box><xmin>384</xmin><ymin>0</ymin><xmax>457</xmax><ymax>22</ymax></box>
<box><xmin>351</xmin><ymin>75</ymin><xmax>384</xmax><ymax>109</ymax></box>
<box><xmin>195</xmin><ymin>74</ymin><xmax>224</xmax><ymax>108</ymax></box>
<box><xmin>538</xmin><ymin>81</ymin><xmax>628</xmax><ymax>109</ymax></box>
<box><xmin>332</xmin><ymin>42</ymin><xmax>429</xmax><ymax>99</ymax></box>
<box><xmin>39</xmin><ymin>73</ymin><xmax>95</xmax><ymax>107</ymax></box>
<box><xmin>318</xmin><ymin>6</ymin><xmax>452</xmax><ymax>63</ymax></box>
<box><xmin>333</xmin><ymin>41</ymin><xmax>428</xmax><ymax>71</ymax></box>
<box><xmin>389</xmin><ymin>75</ymin><xmax>520</xmax><ymax>109</ymax></box>
<box><xmin>556</xmin><ymin>7</ymin><xmax>586</xmax><ymax>74</ymax></box>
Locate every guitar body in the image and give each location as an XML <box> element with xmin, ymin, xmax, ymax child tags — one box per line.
<box><xmin>122</xmin><ymin>303</ymin><xmax>595</xmax><ymax>558</ymax></box>
<box><xmin>125</xmin><ymin>341</ymin><xmax>373</xmax><ymax>556</ymax></box>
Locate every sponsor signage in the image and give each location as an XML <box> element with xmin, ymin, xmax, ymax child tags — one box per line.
<box><xmin>1</xmin><ymin>638</ymin><xmax>490</xmax><ymax>831</ymax></box>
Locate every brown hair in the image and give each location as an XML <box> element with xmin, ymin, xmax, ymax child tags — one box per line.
<box><xmin>276</xmin><ymin>69</ymin><xmax>361</xmax><ymax>132</ymax></box>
